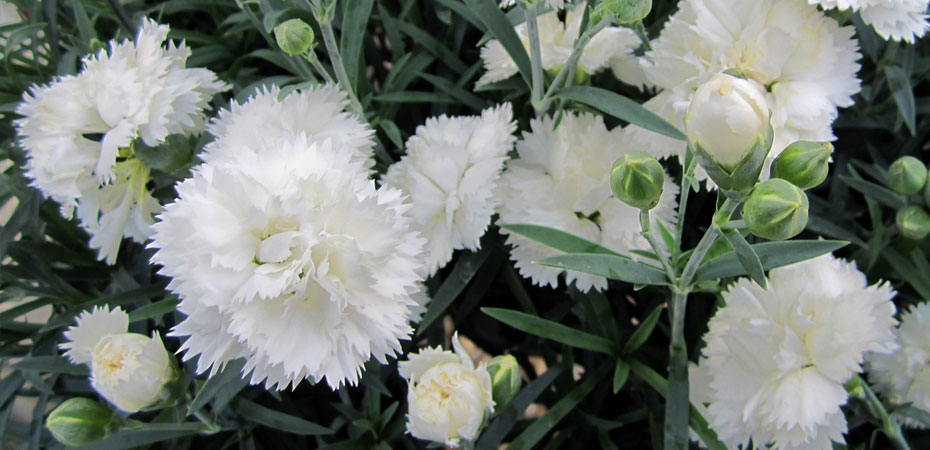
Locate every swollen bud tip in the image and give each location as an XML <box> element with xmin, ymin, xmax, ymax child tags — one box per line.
<box><xmin>610</xmin><ymin>151</ymin><xmax>665</xmax><ymax>210</ymax></box>
<box><xmin>888</xmin><ymin>156</ymin><xmax>927</xmax><ymax>196</ymax></box>
<box><xmin>487</xmin><ymin>354</ymin><xmax>522</xmax><ymax>409</ymax></box>
<box><xmin>770</xmin><ymin>141</ymin><xmax>832</xmax><ymax>190</ymax></box>
<box><xmin>274</xmin><ymin>19</ymin><xmax>315</xmax><ymax>57</ymax></box>
<box><xmin>46</xmin><ymin>398</ymin><xmax>117</xmax><ymax>447</ymax></box>
<box><xmin>896</xmin><ymin>205</ymin><xmax>930</xmax><ymax>240</ymax></box>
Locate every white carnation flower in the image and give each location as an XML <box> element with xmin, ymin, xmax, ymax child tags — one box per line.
<box><xmin>631</xmin><ymin>0</ymin><xmax>860</xmax><ymax>184</ymax></box>
<box><xmin>59</xmin><ymin>305</ymin><xmax>175</xmax><ymax>413</ymax></box>
<box><xmin>811</xmin><ymin>0</ymin><xmax>929</xmax><ymax>43</ymax></box>
<box><xmin>15</xmin><ymin>18</ymin><xmax>228</xmax><ymax>263</ymax></box>
<box><xmin>383</xmin><ymin>104</ymin><xmax>516</xmax><ymax>275</ymax></box>
<box><xmin>699</xmin><ymin>254</ymin><xmax>897</xmax><ymax>450</ymax></box>
<box><xmin>399</xmin><ymin>332</ymin><xmax>495</xmax><ymax>446</ymax></box>
<box><xmin>150</xmin><ymin>134</ymin><xmax>426</xmax><ymax>390</ymax></box>
<box><xmin>496</xmin><ymin>112</ymin><xmax>678</xmax><ymax>292</ymax></box>
<box><xmin>478</xmin><ymin>7</ymin><xmax>640</xmax><ymax>86</ymax></box>
<box><xmin>866</xmin><ymin>302</ymin><xmax>930</xmax><ymax>428</ymax></box>
<box><xmin>204</xmin><ymin>84</ymin><xmax>373</xmax><ymax>168</ymax></box>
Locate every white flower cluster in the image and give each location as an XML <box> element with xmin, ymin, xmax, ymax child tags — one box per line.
<box><xmin>61</xmin><ymin>306</ymin><xmax>175</xmax><ymax>413</ymax></box>
<box><xmin>631</xmin><ymin>0</ymin><xmax>860</xmax><ymax>183</ymax></box>
<box><xmin>866</xmin><ymin>302</ymin><xmax>930</xmax><ymax>427</ymax></box>
<box><xmin>811</xmin><ymin>0</ymin><xmax>930</xmax><ymax>43</ymax></box>
<box><xmin>693</xmin><ymin>255</ymin><xmax>898</xmax><ymax>450</ymax></box>
<box><xmin>151</xmin><ymin>86</ymin><xmax>427</xmax><ymax>391</ymax></box>
<box><xmin>15</xmin><ymin>19</ymin><xmax>227</xmax><ymax>263</ymax></box>
<box><xmin>496</xmin><ymin>112</ymin><xmax>678</xmax><ymax>292</ymax></box>
<box><xmin>384</xmin><ymin>104</ymin><xmax>516</xmax><ymax>276</ymax></box>
<box><xmin>478</xmin><ymin>7</ymin><xmax>642</xmax><ymax>86</ymax></box>
<box><xmin>399</xmin><ymin>333</ymin><xmax>495</xmax><ymax>446</ymax></box>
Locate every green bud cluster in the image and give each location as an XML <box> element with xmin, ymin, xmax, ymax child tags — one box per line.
<box><xmin>884</xmin><ymin>156</ymin><xmax>930</xmax><ymax>240</ymax></box>
<box><xmin>610</xmin><ymin>151</ymin><xmax>665</xmax><ymax>210</ymax></box>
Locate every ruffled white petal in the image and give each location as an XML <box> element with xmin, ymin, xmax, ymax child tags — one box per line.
<box><xmin>60</xmin><ymin>305</ymin><xmax>130</xmax><ymax>365</ymax></box>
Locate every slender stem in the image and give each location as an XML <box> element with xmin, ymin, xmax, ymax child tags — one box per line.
<box><xmin>639</xmin><ymin>209</ymin><xmax>675</xmax><ymax>281</ymax></box>
<box><xmin>664</xmin><ymin>290</ymin><xmax>690</xmax><ymax>450</ymax></box>
<box><xmin>680</xmin><ymin>198</ymin><xmax>739</xmax><ymax>287</ymax></box>
<box><xmin>675</xmin><ymin>178</ymin><xmax>690</xmax><ymax>255</ymax></box>
<box><xmin>316</xmin><ymin>14</ymin><xmax>365</xmax><ymax>117</ymax></box>
<box><xmin>523</xmin><ymin>3</ymin><xmax>544</xmax><ymax>113</ymax></box>
<box><xmin>861</xmin><ymin>377</ymin><xmax>912</xmax><ymax>450</ymax></box>
<box><xmin>632</xmin><ymin>20</ymin><xmax>652</xmax><ymax>52</ymax></box>
<box><xmin>537</xmin><ymin>18</ymin><xmax>612</xmax><ymax>112</ymax></box>
<box><xmin>303</xmin><ymin>53</ymin><xmax>330</xmax><ymax>84</ymax></box>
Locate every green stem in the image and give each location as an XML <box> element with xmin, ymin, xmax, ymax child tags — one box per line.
<box><xmin>632</xmin><ymin>20</ymin><xmax>652</xmax><ymax>52</ymax></box>
<box><xmin>524</xmin><ymin>3</ymin><xmax>544</xmax><ymax>113</ymax></box>
<box><xmin>861</xmin><ymin>376</ymin><xmax>912</xmax><ymax>450</ymax></box>
<box><xmin>640</xmin><ymin>209</ymin><xmax>675</xmax><ymax>281</ymax></box>
<box><xmin>315</xmin><ymin>10</ymin><xmax>366</xmax><ymax>117</ymax></box>
<box><xmin>303</xmin><ymin>53</ymin><xmax>331</xmax><ymax>84</ymax></box>
<box><xmin>537</xmin><ymin>18</ymin><xmax>612</xmax><ymax>112</ymax></box>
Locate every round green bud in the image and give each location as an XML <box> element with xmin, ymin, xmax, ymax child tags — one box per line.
<box><xmin>593</xmin><ymin>0</ymin><xmax>652</xmax><ymax>24</ymax></box>
<box><xmin>888</xmin><ymin>156</ymin><xmax>928</xmax><ymax>196</ymax></box>
<box><xmin>274</xmin><ymin>19</ymin><xmax>315</xmax><ymax>56</ymax></box>
<box><xmin>610</xmin><ymin>151</ymin><xmax>665</xmax><ymax>210</ymax></box>
<box><xmin>896</xmin><ymin>205</ymin><xmax>930</xmax><ymax>240</ymax></box>
<box><xmin>770</xmin><ymin>141</ymin><xmax>832</xmax><ymax>190</ymax></box>
<box><xmin>743</xmin><ymin>179</ymin><xmax>809</xmax><ymax>241</ymax></box>
<box><xmin>486</xmin><ymin>354</ymin><xmax>522</xmax><ymax>409</ymax></box>
<box><xmin>46</xmin><ymin>398</ymin><xmax>117</xmax><ymax>447</ymax></box>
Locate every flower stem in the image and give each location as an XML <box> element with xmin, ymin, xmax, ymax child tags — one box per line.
<box><xmin>538</xmin><ymin>18</ymin><xmax>612</xmax><ymax>112</ymax></box>
<box><xmin>633</xmin><ymin>20</ymin><xmax>652</xmax><ymax>52</ymax></box>
<box><xmin>313</xmin><ymin>3</ymin><xmax>366</xmax><ymax>118</ymax></box>
<box><xmin>861</xmin><ymin>376</ymin><xmax>912</xmax><ymax>450</ymax></box>
<box><xmin>523</xmin><ymin>3</ymin><xmax>545</xmax><ymax>114</ymax></box>
<box><xmin>640</xmin><ymin>209</ymin><xmax>675</xmax><ymax>281</ymax></box>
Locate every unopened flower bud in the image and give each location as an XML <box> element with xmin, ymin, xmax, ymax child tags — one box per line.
<box><xmin>770</xmin><ymin>141</ymin><xmax>832</xmax><ymax>190</ymax></box>
<box><xmin>46</xmin><ymin>398</ymin><xmax>117</xmax><ymax>446</ymax></box>
<box><xmin>743</xmin><ymin>179</ymin><xmax>809</xmax><ymax>241</ymax></box>
<box><xmin>888</xmin><ymin>156</ymin><xmax>928</xmax><ymax>196</ymax></box>
<box><xmin>91</xmin><ymin>332</ymin><xmax>177</xmax><ymax>413</ymax></box>
<box><xmin>610</xmin><ymin>151</ymin><xmax>665</xmax><ymax>210</ymax></box>
<box><xmin>593</xmin><ymin>0</ymin><xmax>652</xmax><ymax>24</ymax></box>
<box><xmin>486</xmin><ymin>354</ymin><xmax>521</xmax><ymax>409</ymax></box>
<box><xmin>274</xmin><ymin>19</ymin><xmax>315</xmax><ymax>56</ymax></box>
<box><xmin>685</xmin><ymin>71</ymin><xmax>773</xmax><ymax>193</ymax></box>
<box><xmin>896</xmin><ymin>205</ymin><xmax>930</xmax><ymax>240</ymax></box>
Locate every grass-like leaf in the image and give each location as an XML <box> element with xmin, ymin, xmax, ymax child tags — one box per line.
<box><xmin>721</xmin><ymin>229</ymin><xmax>767</xmax><ymax>289</ymax></box>
<box><xmin>536</xmin><ymin>253</ymin><xmax>669</xmax><ymax>286</ymax></box>
<box><xmin>481</xmin><ymin>307</ymin><xmax>618</xmax><ymax>355</ymax></box>
<box><xmin>693</xmin><ymin>240</ymin><xmax>848</xmax><ymax>283</ymax></box>
<box><xmin>552</xmin><ymin>86</ymin><xmax>686</xmax><ymax>141</ymax></box>
<box><xmin>235</xmin><ymin>399</ymin><xmax>334</xmax><ymax>435</ymax></box>
<box><xmin>499</xmin><ymin>223</ymin><xmax>622</xmax><ymax>256</ymax></box>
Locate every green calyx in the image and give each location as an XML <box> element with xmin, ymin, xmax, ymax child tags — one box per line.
<box><xmin>896</xmin><ymin>205</ymin><xmax>930</xmax><ymax>240</ymax></box>
<box><xmin>487</xmin><ymin>354</ymin><xmax>522</xmax><ymax>410</ymax></box>
<box><xmin>274</xmin><ymin>19</ymin><xmax>315</xmax><ymax>57</ymax></box>
<box><xmin>770</xmin><ymin>141</ymin><xmax>833</xmax><ymax>190</ymax></box>
<box><xmin>888</xmin><ymin>156</ymin><xmax>928</xmax><ymax>196</ymax></box>
<box><xmin>46</xmin><ymin>398</ymin><xmax>118</xmax><ymax>447</ymax></box>
<box><xmin>691</xmin><ymin>123</ymin><xmax>774</xmax><ymax>195</ymax></box>
<box><xmin>593</xmin><ymin>0</ymin><xmax>653</xmax><ymax>24</ymax></box>
<box><xmin>743</xmin><ymin>178</ymin><xmax>809</xmax><ymax>241</ymax></box>
<box><xmin>610</xmin><ymin>150</ymin><xmax>665</xmax><ymax>210</ymax></box>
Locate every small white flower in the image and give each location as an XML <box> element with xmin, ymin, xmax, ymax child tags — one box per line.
<box><xmin>150</xmin><ymin>134</ymin><xmax>426</xmax><ymax>390</ymax></box>
<box><xmin>630</xmin><ymin>0</ymin><xmax>861</xmax><ymax>185</ymax></box>
<box><xmin>59</xmin><ymin>305</ymin><xmax>174</xmax><ymax>413</ymax></box>
<box><xmin>399</xmin><ymin>332</ymin><xmax>495</xmax><ymax>446</ymax></box>
<box><xmin>91</xmin><ymin>332</ymin><xmax>173</xmax><ymax>413</ymax></box>
<box><xmin>383</xmin><ymin>104</ymin><xmax>516</xmax><ymax>275</ymax></box>
<box><xmin>866</xmin><ymin>302</ymin><xmax>930</xmax><ymax>428</ymax></box>
<box><xmin>810</xmin><ymin>0</ymin><xmax>929</xmax><ymax>43</ymax></box>
<box><xmin>496</xmin><ymin>112</ymin><xmax>678</xmax><ymax>292</ymax></box>
<box><xmin>204</xmin><ymin>84</ymin><xmax>373</xmax><ymax>168</ymax></box>
<box><xmin>699</xmin><ymin>254</ymin><xmax>898</xmax><ymax>450</ymax></box>
<box><xmin>478</xmin><ymin>7</ymin><xmax>640</xmax><ymax>86</ymax></box>
<box><xmin>15</xmin><ymin>18</ymin><xmax>228</xmax><ymax>264</ymax></box>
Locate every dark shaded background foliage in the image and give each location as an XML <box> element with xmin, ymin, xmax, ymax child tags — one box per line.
<box><xmin>1</xmin><ymin>0</ymin><xmax>930</xmax><ymax>448</ymax></box>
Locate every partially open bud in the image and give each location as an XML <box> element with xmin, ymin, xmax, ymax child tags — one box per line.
<box><xmin>743</xmin><ymin>179</ymin><xmax>809</xmax><ymax>241</ymax></box>
<box><xmin>685</xmin><ymin>71</ymin><xmax>773</xmax><ymax>194</ymax></box>
<box><xmin>593</xmin><ymin>0</ymin><xmax>652</xmax><ymax>24</ymax></box>
<box><xmin>46</xmin><ymin>398</ymin><xmax>118</xmax><ymax>446</ymax></box>
<box><xmin>770</xmin><ymin>141</ymin><xmax>832</xmax><ymax>190</ymax></box>
<box><xmin>610</xmin><ymin>151</ymin><xmax>665</xmax><ymax>210</ymax></box>
<box><xmin>486</xmin><ymin>354</ymin><xmax>522</xmax><ymax>409</ymax></box>
<box><xmin>896</xmin><ymin>205</ymin><xmax>930</xmax><ymax>240</ymax></box>
<box><xmin>274</xmin><ymin>19</ymin><xmax>315</xmax><ymax>56</ymax></box>
<box><xmin>888</xmin><ymin>156</ymin><xmax>928</xmax><ymax>196</ymax></box>
<box><xmin>91</xmin><ymin>332</ymin><xmax>177</xmax><ymax>413</ymax></box>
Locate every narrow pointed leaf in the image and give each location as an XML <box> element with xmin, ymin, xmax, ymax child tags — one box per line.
<box><xmin>622</xmin><ymin>305</ymin><xmax>663</xmax><ymax>354</ymax></box>
<box><xmin>694</xmin><ymin>240</ymin><xmax>848</xmax><ymax>283</ymax></box>
<box><xmin>235</xmin><ymin>399</ymin><xmax>333</xmax><ymax>435</ymax></box>
<box><xmin>481</xmin><ymin>307</ymin><xmax>618</xmax><ymax>355</ymax></box>
<box><xmin>477</xmin><ymin>367</ymin><xmax>562</xmax><ymax>450</ymax></box>
<box><xmin>552</xmin><ymin>86</ymin><xmax>686</xmax><ymax>141</ymax></box>
<box><xmin>721</xmin><ymin>229</ymin><xmax>766</xmax><ymax>289</ymax></box>
<box><xmin>613</xmin><ymin>359</ymin><xmax>630</xmax><ymax>394</ymax></box>
<box><xmin>536</xmin><ymin>253</ymin><xmax>669</xmax><ymax>286</ymax></box>
<box><xmin>499</xmin><ymin>223</ymin><xmax>623</xmax><ymax>256</ymax></box>
<box><xmin>462</xmin><ymin>0</ymin><xmax>532</xmax><ymax>85</ymax></box>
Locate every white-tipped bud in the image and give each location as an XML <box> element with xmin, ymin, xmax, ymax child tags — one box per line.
<box><xmin>487</xmin><ymin>354</ymin><xmax>522</xmax><ymax>409</ymax></box>
<box><xmin>46</xmin><ymin>398</ymin><xmax>118</xmax><ymax>446</ymax></box>
<box><xmin>685</xmin><ymin>71</ymin><xmax>773</xmax><ymax>193</ymax></box>
<box><xmin>90</xmin><ymin>332</ymin><xmax>176</xmax><ymax>413</ymax></box>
